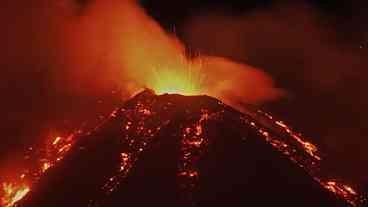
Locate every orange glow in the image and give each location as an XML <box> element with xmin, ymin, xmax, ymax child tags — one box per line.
<box><xmin>275</xmin><ymin>120</ymin><xmax>321</xmax><ymax>160</ymax></box>
<box><xmin>58</xmin><ymin>143</ymin><xmax>72</xmax><ymax>153</ymax></box>
<box><xmin>52</xmin><ymin>136</ymin><xmax>62</xmax><ymax>145</ymax></box>
<box><xmin>322</xmin><ymin>181</ymin><xmax>358</xmax><ymax>205</ymax></box>
<box><xmin>1</xmin><ymin>183</ymin><xmax>30</xmax><ymax>207</ymax></box>
<box><xmin>0</xmin><ymin>134</ymin><xmax>79</xmax><ymax>206</ymax></box>
<box><xmin>150</xmin><ymin>66</ymin><xmax>202</xmax><ymax>96</ymax></box>
<box><xmin>119</xmin><ymin>153</ymin><xmax>130</xmax><ymax>172</ymax></box>
<box><xmin>41</xmin><ymin>162</ymin><xmax>51</xmax><ymax>173</ymax></box>
<box><xmin>59</xmin><ymin>0</ymin><xmax>283</xmax><ymax>106</ymax></box>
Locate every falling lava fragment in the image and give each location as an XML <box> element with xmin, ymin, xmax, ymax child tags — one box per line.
<box><xmin>10</xmin><ymin>89</ymin><xmax>367</xmax><ymax>207</ymax></box>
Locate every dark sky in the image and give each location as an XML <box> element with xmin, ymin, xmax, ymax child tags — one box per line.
<box><xmin>0</xmin><ymin>0</ymin><xmax>367</xmax><ymax>188</ymax></box>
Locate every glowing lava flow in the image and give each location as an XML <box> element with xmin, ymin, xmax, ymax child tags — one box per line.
<box><xmin>1</xmin><ymin>183</ymin><xmax>30</xmax><ymax>207</ymax></box>
<box><xmin>1</xmin><ymin>90</ymin><xmax>366</xmax><ymax>207</ymax></box>
<box><xmin>178</xmin><ymin>110</ymin><xmax>210</xmax><ymax>205</ymax></box>
<box><xmin>242</xmin><ymin>109</ymin><xmax>364</xmax><ymax>206</ymax></box>
<box><xmin>0</xmin><ymin>133</ymin><xmax>81</xmax><ymax>207</ymax></box>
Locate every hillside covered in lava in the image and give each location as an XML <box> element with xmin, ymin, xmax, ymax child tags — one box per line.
<box><xmin>11</xmin><ymin>89</ymin><xmax>365</xmax><ymax>207</ymax></box>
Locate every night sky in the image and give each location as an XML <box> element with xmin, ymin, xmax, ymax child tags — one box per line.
<box><xmin>0</xmin><ymin>0</ymin><xmax>367</xmax><ymax>188</ymax></box>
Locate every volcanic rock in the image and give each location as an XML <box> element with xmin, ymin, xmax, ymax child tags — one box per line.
<box><xmin>18</xmin><ymin>89</ymin><xmax>363</xmax><ymax>207</ymax></box>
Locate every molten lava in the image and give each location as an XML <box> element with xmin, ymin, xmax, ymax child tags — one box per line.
<box><xmin>0</xmin><ymin>133</ymin><xmax>81</xmax><ymax>207</ymax></box>
<box><xmin>1</xmin><ymin>183</ymin><xmax>30</xmax><ymax>207</ymax></box>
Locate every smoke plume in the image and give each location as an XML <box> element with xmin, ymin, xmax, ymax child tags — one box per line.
<box><xmin>0</xmin><ymin>0</ymin><xmax>283</xmax><ymax>165</ymax></box>
<box><xmin>180</xmin><ymin>2</ymin><xmax>368</xmax><ymax>183</ymax></box>
<box><xmin>54</xmin><ymin>0</ymin><xmax>284</xmax><ymax>105</ymax></box>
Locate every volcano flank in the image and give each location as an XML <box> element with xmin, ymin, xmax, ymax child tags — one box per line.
<box><xmin>16</xmin><ymin>90</ymin><xmax>365</xmax><ymax>207</ymax></box>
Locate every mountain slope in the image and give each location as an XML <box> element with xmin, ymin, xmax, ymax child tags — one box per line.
<box><xmin>17</xmin><ymin>89</ymin><xmax>363</xmax><ymax>207</ymax></box>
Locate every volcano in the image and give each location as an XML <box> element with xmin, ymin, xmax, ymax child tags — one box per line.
<box><xmin>14</xmin><ymin>89</ymin><xmax>365</xmax><ymax>207</ymax></box>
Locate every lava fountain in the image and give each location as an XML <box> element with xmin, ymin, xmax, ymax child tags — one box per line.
<box><xmin>149</xmin><ymin>61</ymin><xmax>203</xmax><ymax>96</ymax></box>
